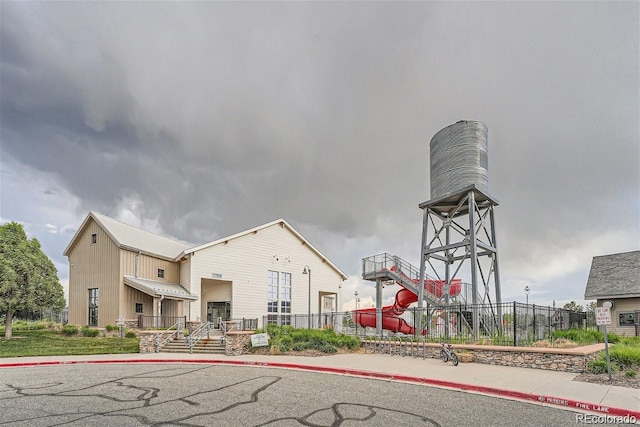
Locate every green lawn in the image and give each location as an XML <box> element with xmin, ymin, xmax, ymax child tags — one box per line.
<box><xmin>0</xmin><ymin>329</ymin><xmax>139</xmax><ymax>358</ymax></box>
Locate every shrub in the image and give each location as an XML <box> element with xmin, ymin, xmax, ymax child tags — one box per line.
<box><xmin>81</xmin><ymin>326</ymin><xmax>100</xmax><ymax>337</ymax></box>
<box><xmin>609</xmin><ymin>345</ymin><xmax>640</xmax><ymax>369</ymax></box>
<box><xmin>61</xmin><ymin>325</ymin><xmax>78</xmax><ymax>336</ymax></box>
<box><xmin>588</xmin><ymin>359</ymin><xmax>616</xmax><ymax>374</ymax></box>
<box><xmin>105</xmin><ymin>324</ymin><xmax>118</xmax><ymax>332</ymax></box>
<box><xmin>318</xmin><ymin>344</ymin><xmax>338</xmax><ymax>354</ymax></box>
<box><xmin>125</xmin><ymin>330</ymin><xmax>136</xmax><ymax>339</ymax></box>
<box><xmin>552</xmin><ymin>328</ymin><xmax>601</xmax><ymax>345</ymax></box>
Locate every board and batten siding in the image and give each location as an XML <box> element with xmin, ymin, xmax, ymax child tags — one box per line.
<box><xmin>120</xmin><ymin>250</ymin><xmax>180</xmax><ymax>283</ymax></box>
<box><xmin>180</xmin><ymin>256</ymin><xmax>191</xmax><ymax>291</ymax></box>
<box><xmin>67</xmin><ymin>218</ymin><xmax>121</xmax><ymax>328</ymax></box>
<box><xmin>188</xmin><ymin>222</ymin><xmax>344</xmax><ymax>322</ymax></box>
<box><xmin>123</xmin><ymin>287</ymin><xmax>154</xmax><ymax>318</ymax></box>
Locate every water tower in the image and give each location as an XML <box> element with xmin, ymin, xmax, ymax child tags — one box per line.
<box><xmin>417</xmin><ymin>120</ymin><xmax>502</xmax><ymax>338</ymax></box>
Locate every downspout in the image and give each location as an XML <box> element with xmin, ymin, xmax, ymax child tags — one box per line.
<box><xmin>134</xmin><ymin>251</ymin><xmax>141</xmax><ymax>278</ymax></box>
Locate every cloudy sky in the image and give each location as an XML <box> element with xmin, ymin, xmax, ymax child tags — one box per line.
<box><xmin>1</xmin><ymin>1</ymin><xmax>638</xmax><ymax>310</ymax></box>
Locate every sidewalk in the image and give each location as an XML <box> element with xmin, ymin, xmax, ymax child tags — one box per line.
<box><xmin>1</xmin><ymin>352</ymin><xmax>638</xmax><ymax>419</ymax></box>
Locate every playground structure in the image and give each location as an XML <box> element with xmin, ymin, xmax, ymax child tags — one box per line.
<box><xmin>354</xmin><ymin>121</ymin><xmax>503</xmax><ymax>338</ymax></box>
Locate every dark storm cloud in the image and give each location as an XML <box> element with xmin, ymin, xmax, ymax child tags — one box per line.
<box><xmin>1</xmin><ymin>1</ymin><xmax>637</xmax><ymax>305</ymax></box>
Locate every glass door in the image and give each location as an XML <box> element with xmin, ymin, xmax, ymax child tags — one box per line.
<box><xmin>207</xmin><ymin>301</ymin><xmax>230</xmax><ymax>328</ymax></box>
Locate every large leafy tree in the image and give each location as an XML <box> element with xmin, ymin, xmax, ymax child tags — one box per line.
<box><xmin>562</xmin><ymin>301</ymin><xmax>585</xmax><ymax>312</ymax></box>
<box><xmin>0</xmin><ymin>222</ymin><xmax>65</xmax><ymax>338</ymax></box>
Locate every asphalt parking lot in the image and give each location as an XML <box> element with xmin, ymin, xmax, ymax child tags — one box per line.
<box><xmin>0</xmin><ymin>363</ymin><xmax>600</xmax><ymax>426</ymax></box>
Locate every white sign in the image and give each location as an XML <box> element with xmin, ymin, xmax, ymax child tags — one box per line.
<box><xmin>595</xmin><ymin>307</ymin><xmax>611</xmax><ymax>326</ymax></box>
<box><xmin>116</xmin><ymin>316</ymin><xmax>125</xmax><ymax>326</ymax></box>
<box><xmin>250</xmin><ymin>333</ymin><xmax>269</xmax><ymax>347</ymax></box>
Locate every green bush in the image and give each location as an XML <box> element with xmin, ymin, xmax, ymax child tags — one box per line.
<box><xmin>589</xmin><ymin>342</ymin><xmax>640</xmax><ymax>374</ymax></box>
<box><xmin>552</xmin><ymin>328</ymin><xmax>602</xmax><ymax>345</ymax></box>
<box><xmin>125</xmin><ymin>330</ymin><xmax>136</xmax><ymax>338</ymax></box>
<box><xmin>251</xmin><ymin>325</ymin><xmax>361</xmax><ymax>353</ymax></box>
<box><xmin>105</xmin><ymin>324</ymin><xmax>118</xmax><ymax>332</ymax></box>
<box><xmin>318</xmin><ymin>343</ymin><xmax>338</xmax><ymax>354</ymax></box>
<box><xmin>588</xmin><ymin>359</ymin><xmax>616</xmax><ymax>374</ymax></box>
<box><xmin>61</xmin><ymin>325</ymin><xmax>78</xmax><ymax>336</ymax></box>
<box><xmin>609</xmin><ymin>345</ymin><xmax>640</xmax><ymax>369</ymax></box>
<box><xmin>81</xmin><ymin>326</ymin><xmax>100</xmax><ymax>337</ymax></box>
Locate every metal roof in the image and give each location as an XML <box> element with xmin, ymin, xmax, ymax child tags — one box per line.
<box><xmin>124</xmin><ymin>275</ymin><xmax>198</xmax><ymax>300</ymax></box>
<box><xmin>64</xmin><ymin>212</ymin><xmax>192</xmax><ymax>260</ymax></box>
<box><xmin>584</xmin><ymin>250</ymin><xmax>640</xmax><ymax>299</ymax></box>
<box><xmin>65</xmin><ymin>213</ymin><xmax>348</xmax><ymax>281</ymax></box>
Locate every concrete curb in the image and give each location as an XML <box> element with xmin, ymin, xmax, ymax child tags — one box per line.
<box><xmin>2</xmin><ymin>358</ymin><xmax>638</xmax><ymax>419</ymax></box>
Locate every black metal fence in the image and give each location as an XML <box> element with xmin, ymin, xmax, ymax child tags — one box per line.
<box><xmin>263</xmin><ymin>302</ymin><xmax>596</xmax><ymax>347</ymax></box>
<box><xmin>262</xmin><ymin>312</ymin><xmax>343</xmax><ymax>330</ymax></box>
<box><xmin>6</xmin><ymin>308</ymin><xmax>69</xmax><ymax>324</ymax></box>
<box><xmin>221</xmin><ymin>318</ymin><xmax>259</xmax><ymax>332</ymax></box>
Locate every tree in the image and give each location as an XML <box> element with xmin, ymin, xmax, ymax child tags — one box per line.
<box><xmin>0</xmin><ymin>222</ymin><xmax>65</xmax><ymax>338</ymax></box>
<box><xmin>562</xmin><ymin>301</ymin><xmax>584</xmax><ymax>312</ymax></box>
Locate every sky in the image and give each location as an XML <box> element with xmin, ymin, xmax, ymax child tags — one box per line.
<box><xmin>1</xmin><ymin>1</ymin><xmax>638</xmax><ymax>311</ymax></box>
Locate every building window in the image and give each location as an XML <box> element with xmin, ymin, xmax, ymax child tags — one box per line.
<box><xmin>280</xmin><ymin>272</ymin><xmax>291</xmax><ymax>325</ymax></box>
<box><xmin>267</xmin><ymin>271</ymin><xmax>292</xmax><ymax>325</ymax></box>
<box><xmin>267</xmin><ymin>270</ymin><xmax>279</xmax><ymax>324</ymax></box>
<box><xmin>91</xmin><ymin>233</ymin><xmax>97</xmax><ymax>244</ymax></box>
<box><xmin>157</xmin><ymin>269</ymin><xmax>165</xmax><ymax>279</ymax></box>
<box><xmin>619</xmin><ymin>312</ymin><xmax>635</xmax><ymax>326</ymax></box>
<box><xmin>88</xmin><ymin>288</ymin><xmax>99</xmax><ymax>326</ymax></box>
<box><xmin>135</xmin><ymin>303</ymin><xmax>143</xmax><ymax>314</ymax></box>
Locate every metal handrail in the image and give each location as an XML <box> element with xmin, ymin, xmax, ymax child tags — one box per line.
<box><xmin>185</xmin><ymin>321</ymin><xmax>213</xmax><ymax>354</ymax></box>
<box><xmin>154</xmin><ymin>321</ymin><xmax>184</xmax><ymax>353</ymax></box>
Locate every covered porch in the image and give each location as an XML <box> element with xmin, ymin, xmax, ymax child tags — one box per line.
<box><xmin>124</xmin><ymin>275</ymin><xmax>198</xmax><ymax>329</ymax></box>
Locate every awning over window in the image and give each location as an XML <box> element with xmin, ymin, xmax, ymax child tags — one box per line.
<box><xmin>124</xmin><ymin>275</ymin><xmax>198</xmax><ymax>301</ymax></box>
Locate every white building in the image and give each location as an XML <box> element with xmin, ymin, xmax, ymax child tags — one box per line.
<box><xmin>65</xmin><ymin>212</ymin><xmax>347</xmax><ymax>329</ymax></box>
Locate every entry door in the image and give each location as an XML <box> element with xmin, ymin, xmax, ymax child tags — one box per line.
<box><xmin>207</xmin><ymin>301</ymin><xmax>230</xmax><ymax>328</ymax></box>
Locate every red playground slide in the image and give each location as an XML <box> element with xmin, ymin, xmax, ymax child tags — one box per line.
<box><xmin>352</xmin><ymin>276</ymin><xmax>462</xmax><ymax>335</ymax></box>
<box><xmin>352</xmin><ymin>288</ymin><xmax>422</xmax><ymax>334</ymax></box>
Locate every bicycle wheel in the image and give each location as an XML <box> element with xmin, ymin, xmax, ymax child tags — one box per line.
<box><xmin>440</xmin><ymin>349</ymin><xmax>448</xmax><ymax>363</ymax></box>
<box><xmin>451</xmin><ymin>353</ymin><xmax>459</xmax><ymax>366</ymax></box>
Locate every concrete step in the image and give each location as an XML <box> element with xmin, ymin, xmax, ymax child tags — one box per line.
<box><xmin>161</xmin><ymin>337</ymin><xmax>225</xmax><ymax>354</ymax></box>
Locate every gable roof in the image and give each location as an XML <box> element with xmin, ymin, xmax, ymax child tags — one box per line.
<box><xmin>64</xmin><ymin>211</ymin><xmax>192</xmax><ymax>260</ymax></box>
<box><xmin>183</xmin><ymin>218</ymin><xmax>348</xmax><ymax>280</ymax></box>
<box><xmin>584</xmin><ymin>250</ymin><xmax>640</xmax><ymax>299</ymax></box>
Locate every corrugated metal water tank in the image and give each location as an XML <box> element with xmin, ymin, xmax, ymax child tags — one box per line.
<box><xmin>430</xmin><ymin>120</ymin><xmax>489</xmax><ymax>198</ymax></box>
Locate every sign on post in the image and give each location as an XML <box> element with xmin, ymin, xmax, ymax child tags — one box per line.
<box><xmin>595</xmin><ymin>307</ymin><xmax>611</xmax><ymax>326</ymax></box>
<box><xmin>595</xmin><ymin>306</ymin><xmax>612</xmax><ymax>381</ymax></box>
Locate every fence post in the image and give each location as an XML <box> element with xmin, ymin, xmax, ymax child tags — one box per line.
<box><xmin>532</xmin><ymin>304</ymin><xmax>536</xmax><ymax>341</ymax></box>
<box><xmin>513</xmin><ymin>301</ymin><xmax>517</xmax><ymax>346</ymax></box>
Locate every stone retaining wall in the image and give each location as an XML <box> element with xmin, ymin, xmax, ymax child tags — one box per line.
<box><xmin>362</xmin><ymin>341</ymin><xmax>604</xmax><ymax>373</ymax></box>
<box><xmin>225</xmin><ymin>331</ymin><xmax>253</xmax><ymax>356</ymax></box>
<box><xmin>138</xmin><ymin>330</ymin><xmax>185</xmax><ymax>354</ymax></box>
<box><xmin>138</xmin><ymin>331</ymin><xmax>157</xmax><ymax>354</ymax></box>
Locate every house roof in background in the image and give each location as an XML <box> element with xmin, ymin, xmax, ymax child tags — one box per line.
<box><xmin>63</xmin><ymin>211</ymin><xmax>192</xmax><ymax>260</ymax></box>
<box><xmin>183</xmin><ymin>218</ymin><xmax>348</xmax><ymax>280</ymax></box>
<box><xmin>584</xmin><ymin>250</ymin><xmax>640</xmax><ymax>299</ymax></box>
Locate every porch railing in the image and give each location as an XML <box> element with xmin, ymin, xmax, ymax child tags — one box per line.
<box><xmin>138</xmin><ymin>315</ymin><xmax>187</xmax><ymax>329</ymax></box>
<box><xmin>220</xmin><ymin>317</ymin><xmax>258</xmax><ymax>333</ymax></box>
<box><xmin>185</xmin><ymin>321</ymin><xmax>213</xmax><ymax>354</ymax></box>
<box><xmin>154</xmin><ymin>320</ymin><xmax>185</xmax><ymax>353</ymax></box>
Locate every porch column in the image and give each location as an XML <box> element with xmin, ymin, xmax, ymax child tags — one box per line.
<box><xmin>152</xmin><ymin>296</ymin><xmax>160</xmax><ymax>328</ymax></box>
